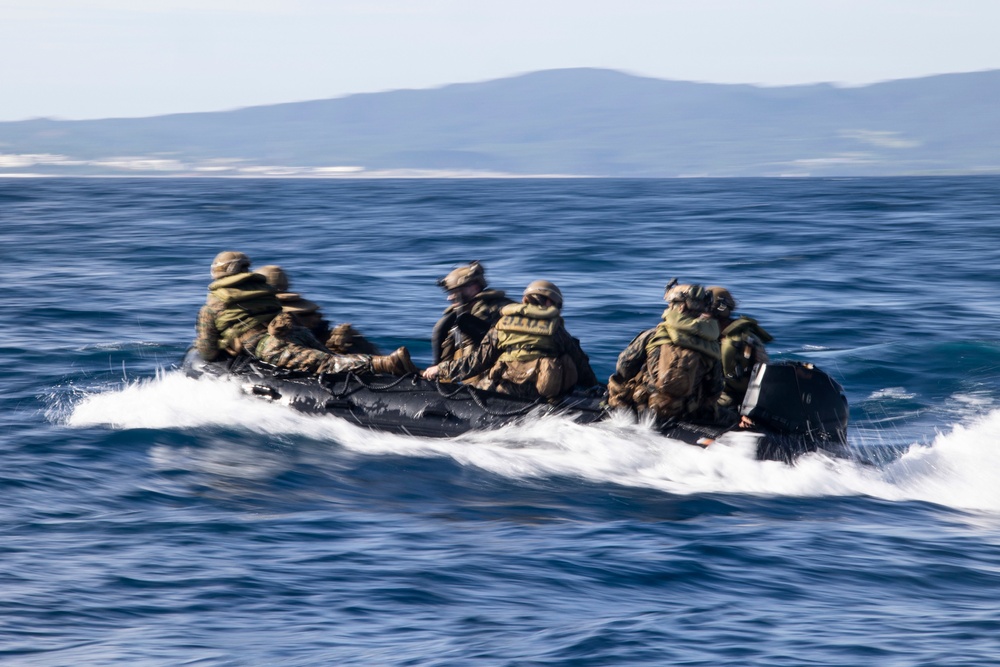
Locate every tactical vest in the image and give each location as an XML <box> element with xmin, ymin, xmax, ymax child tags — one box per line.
<box><xmin>495</xmin><ymin>303</ymin><xmax>562</xmax><ymax>362</ymax></box>
<box><xmin>208</xmin><ymin>272</ymin><xmax>282</xmax><ymax>352</ymax></box>
<box><xmin>642</xmin><ymin>310</ymin><xmax>722</xmax><ymax>418</ymax></box>
<box><xmin>645</xmin><ymin>308</ymin><xmax>722</xmax><ymax>360</ymax></box>
<box><xmin>469</xmin><ymin>289</ymin><xmax>512</xmax><ymax>319</ymax></box>
<box><xmin>440</xmin><ymin>289</ymin><xmax>514</xmax><ymax>362</ymax></box>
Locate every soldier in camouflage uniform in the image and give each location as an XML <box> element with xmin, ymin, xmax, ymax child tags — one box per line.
<box><xmin>250</xmin><ymin>313</ymin><xmax>411</xmax><ymax>375</ymax></box>
<box><xmin>424</xmin><ymin>280</ymin><xmax>598</xmax><ymax>401</ymax></box>
<box><xmin>195</xmin><ymin>251</ymin><xmax>283</xmax><ymax>362</ymax></box>
<box><xmin>256</xmin><ymin>265</ymin><xmax>381</xmax><ymax>355</ymax></box>
<box><xmin>431</xmin><ymin>261</ymin><xmax>514</xmax><ymax>364</ymax></box>
<box><xmin>607</xmin><ymin>283</ymin><xmax>724</xmax><ymax>424</ymax></box>
<box><xmin>707</xmin><ymin>286</ymin><xmax>773</xmax><ymax>409</ymax></box>
<box><xmin>195</xmin><ymin>252</ymin><xmax>416</xmax><ymax>376</ymax></box>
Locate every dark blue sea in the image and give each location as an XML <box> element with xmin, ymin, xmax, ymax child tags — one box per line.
<box><xmin>3</xmin><ymin>177</ymin><xmax>1000</xmax><ymax>666</ymax></box>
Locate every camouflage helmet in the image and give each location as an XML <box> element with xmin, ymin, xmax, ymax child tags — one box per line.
<box><xmin>523</xmin><ymin>279</ymin><xmax>563</xmax><ymax>308</ymax></box>
<box><xmin>665</xmin><ymin>283</ymin><xmax>712</xmax><ymax>313</ymax></box>
<box><xmin>707</xmin><ymin>286</ymin><xmax>737</xmax><ymax>316</ymax></box>
<box><xmin>280</xmin><ymin>295</ymin><xmax>321</xmax><ymax>314</ymax></box>
<box><xmin>210</xmin><ymin>251</ymin><xmax>251</xmax><ymax>279</ymax></box>
<box><xmin>438</xmin><ymin>261</ymin><xmax>486</xmax><ymax>291</ymax></box>
<box><xmin>256</xmin><ymin>264</ymin><xmax>289</xmax><ymax>292</ymax></box>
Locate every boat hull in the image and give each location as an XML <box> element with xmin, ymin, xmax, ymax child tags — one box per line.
<box><xmin>182</xmin><ymin>350</ymin><xmax>850</xmax><ymax>462</ymax></box>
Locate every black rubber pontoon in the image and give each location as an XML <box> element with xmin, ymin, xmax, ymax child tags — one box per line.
<box><xmin>183</xmin><ymin>349</ymin><xmax>604</xmax><ymax>438</ymax></box>
<box><xmin>182</xmin><ymin>349</ymin><xmax>850</xmax><ymax>461</ymax></box>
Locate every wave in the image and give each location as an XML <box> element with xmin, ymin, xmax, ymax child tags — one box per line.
<box><xmin>62</xmin><ymin>369</ymin><xmax>1000</xmax><ymax>513</ymax></box>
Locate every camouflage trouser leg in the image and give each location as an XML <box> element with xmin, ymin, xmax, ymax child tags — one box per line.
<box><xmin>316</xmin><ymin>354</ymin><xmax>373</xmax><ymax>374</ymax></box>
<box><xmin>646</xmin><ymin>390</ymin><xmax>685</xmax><ymax>419</ymax></box>
<box><xmin>256</xmin><ymin>335</ymin><xmax>371</xmax><ymax>374</ymax></box>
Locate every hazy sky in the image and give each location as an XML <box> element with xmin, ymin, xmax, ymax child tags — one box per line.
<box><xmin>3</xmin><ymin>0</ymin><xmax>1000</xmax><ymax>121</ymax></box>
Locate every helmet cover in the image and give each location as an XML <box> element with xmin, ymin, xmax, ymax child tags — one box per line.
<box><xmin>523</xmin><ymin>279</ymin><xmax>563</xmax><ymax>308</ymax></box>
<box><xmin>210</xmin><ymin>251</ymin><xmax>251</xmax><ymax>279</ymax></box>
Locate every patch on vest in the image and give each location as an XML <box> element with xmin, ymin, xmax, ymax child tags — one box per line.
<box><xmin>496</xmin><ymin>315</ymin><xmax>558</xmax><ymax>337</ymax></box>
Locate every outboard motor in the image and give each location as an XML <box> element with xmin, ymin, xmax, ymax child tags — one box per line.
<box><xmin>740</xmin><ymin>361</ymin><xmax>850</xmax><ymax>461</ymax></box>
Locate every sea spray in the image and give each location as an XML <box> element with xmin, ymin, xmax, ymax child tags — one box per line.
<box><xmin>62</xmin><ymin>368</ymin><xmax>1000</xmax><ymax>512</ymax></box>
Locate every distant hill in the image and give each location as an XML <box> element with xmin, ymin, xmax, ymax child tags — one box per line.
<box><xmin>2</xmin><ymin>68</ymin><xmax>999</xmax><ymax>177</ymax></box>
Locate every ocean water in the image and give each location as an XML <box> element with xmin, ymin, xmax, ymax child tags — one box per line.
<box><xmin>3</xmin><ymin>177</ymin><xmax>1000</xmax><ymax>666</ymax></box>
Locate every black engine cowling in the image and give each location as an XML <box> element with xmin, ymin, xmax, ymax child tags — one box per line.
<box><xmin>741</xmin><ymin>361</ymin><xmax>849</xmax><ymax>447</ymax></box>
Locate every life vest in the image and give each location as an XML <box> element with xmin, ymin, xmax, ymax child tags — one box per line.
<box><xmin>495</xmin><ymin>303</ymin><xmax>562</xmax><ymax>362</ymax></box>
<box><xmin>719</xmin><ymin>316</ymin><xmax>772</xmax><ymax>398</ymax></box>
<box><xmin>645</xmin><ymin>308</ymin><xmax>722</xmax><ymax>360</ymax></box>
<box><xmin>488</xmin><ymin>303</ymin><xmax>578</xmax><ymax>398</ymax></box>
<box><xmin>208</xmin><ymin>272</ymin><xmax>282</xmax><ymax>352</ymax></box>
<box><xmin>721</xmin><ymin>317</ymin><xmax>772</xmax><ymax>353</ymax></box>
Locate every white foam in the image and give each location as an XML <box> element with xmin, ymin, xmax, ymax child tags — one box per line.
<box><xmin>868</xmin><ymin>387</ymin><xmax>916</xmax><ymax>401</ymax></box>
<box><xmin>63</xmin><ymin>370</ymin><xmax>1000</xmax><ymax>513</ymax></box>
<box><xmin>880</xmin><ymin>411</ymin><xmax>1000</xmax><ymax>512</ymax></box>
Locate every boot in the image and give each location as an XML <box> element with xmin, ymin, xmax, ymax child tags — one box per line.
<box><xmin>371</xmin><ymin>347</ymin><xmax>419</xmax><ymax>376</ymax></box>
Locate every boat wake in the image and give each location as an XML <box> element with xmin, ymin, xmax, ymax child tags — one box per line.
<box><xmin>62</xmin><ymin>369</ymin><xmax>1000</xmax><ymax>513</ymax></box>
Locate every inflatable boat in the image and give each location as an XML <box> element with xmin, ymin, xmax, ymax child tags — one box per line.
<box><xmin>182</xmin><ymin>349</ymin><xmax>850</xmax><ymax>462</ymax></box>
